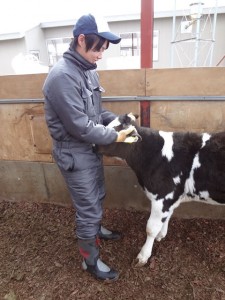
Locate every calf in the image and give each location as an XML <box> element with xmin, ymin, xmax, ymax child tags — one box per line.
<box><xmin>98</xmin><ymin>113</ymin><xmax>225</xmax><ymax>267</ymax></box>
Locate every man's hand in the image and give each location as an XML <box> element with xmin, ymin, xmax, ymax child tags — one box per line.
<box><xmin>116</xmin><ymin>125</ymin><xmax>135</xmax><ymax>142</ymax></box>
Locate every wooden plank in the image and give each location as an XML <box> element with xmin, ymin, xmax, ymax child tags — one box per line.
<box><xmin>103</xmin><ymin>101</ymin><xmax>140</xmax><ymax>117</ymax></box>
<box><xmin>0</xmin><ymin>73</ymin><xmax>47</xmax><ymax>99</ymax></box>
<box><xmin>1</xmin><ymin>68</ymin><xmax>225</xmax><ymax>163</ymax></box>
<box><xmin>0</xmin><ymin>103</ymin><xmax>52</xmax><ymax>162</ymax></box>
<box><xmin>99</xmin><ymin>69</ymin><xmax>145</xmax><ymax>96</ymax></box>
<box><xmin>28</xmin><ymin>114</ymin><xmax>52</xmax><ymax>154</ymax></box>
<box><xmin>0</xmin><ymin>69</ymin><xmax>145</xmax><ymax>99</ymax></box>
<box><xmin>0</xmin><ymin>100</ymin><xmax>140</xmax><ymax>163</ymax></box>
<box><xmin>146</xmin><ymin>67</ymin><xmax>225</xmax><ymax>96</ymax></box>
<box><xmin>150</xmin><ymin>101</ymin><xmax>225</xmax><ymax>132</ymax></box>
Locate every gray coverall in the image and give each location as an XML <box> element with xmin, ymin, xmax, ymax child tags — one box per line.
<box><xmin>42</xmin><ymin>47</ymin><xmax>118</xmax><ymax>239</ymax></box>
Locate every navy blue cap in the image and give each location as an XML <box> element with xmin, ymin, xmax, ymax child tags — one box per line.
<box><xmin>73</xmin><ymin>14</ymin><xmax>121</xmax><ymax>44</ymax></box>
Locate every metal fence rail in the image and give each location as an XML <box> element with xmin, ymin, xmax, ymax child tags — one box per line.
<box><xmin>1</xmin><ymin>95</ymin><xmax>225</xmax><ymax>104</ymax></box>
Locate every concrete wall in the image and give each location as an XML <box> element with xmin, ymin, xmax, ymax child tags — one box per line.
<box><xmin>1</xmin><ymin>68</ymin><xmax>225</xmax><ymax>219</ymax></box>
<box><xmin>1</xmin><ymin>161</ymin><xmax>224</xmax><ymax>219</ymax></box>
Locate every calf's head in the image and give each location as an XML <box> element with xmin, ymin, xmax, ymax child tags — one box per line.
<box><xmin>107</xmin><ymin>113</ymin><xmax>141</xmax><ymax>143</ymax></box>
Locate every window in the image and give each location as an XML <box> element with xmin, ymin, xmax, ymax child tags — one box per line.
<box><xmin>120</xmin><ymin>32</ymin><xmax>140</xmax><ymax>56</ymax></box>
<box><xmin>29</xmin><ymin>50</ymin><xmax>40</xmax><ymax>61</ymax></box>
<box><xmin>120</xmin><ymin>31</ymin><xmax>159</xmax><ymax>61</ymax></box>
<box><xmin>46</xmin><ymin>38</ymin><xmax>72</xmax><ymax>66</ymax></box>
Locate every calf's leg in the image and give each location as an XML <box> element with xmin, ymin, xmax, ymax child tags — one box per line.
<box><xmin>155</xmin><ymin>212</ymin><xmax>172</xmax><ymax>241</ymax></box>
<box><xmin>135</xmin><ymin>199</ymin><xmax>166</xmax><ymax>267</ymax></box>
<box><xmin>156</xmin><ymin>199</ymin><xmax>180</xmax><ymax>241</ymax></box>
<box><xmin>135</xmin><ymin>194</ymin><xmax>181</xmax><ymax>267</ymax></box>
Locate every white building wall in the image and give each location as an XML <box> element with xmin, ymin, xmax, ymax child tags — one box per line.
<box><xmin>25</xmin><ymin>26</ymin><xmax>48</xmax><ymax>67</ymax></box>
<box><xmin>154</xmin><ymin>17</ymin><xmax>172</xmax><ymax>68</ymax></box>
<box><xmin>0</xmin><ymin>39</ymin><xmax>26</xmax><ymax>75</ymax></box>
<box><xmin>0</xmin><ymin>12</ymin><xmax>225</xmax><ymax>75</ymax></box>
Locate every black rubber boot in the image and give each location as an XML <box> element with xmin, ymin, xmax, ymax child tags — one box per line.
<box><xmin>78</xmin><ymin>238</ymin><xmax>119</xmax><ymax>282</ymax></box>
<box><xmin>98</xmin><ymin>225</ymin><xmax>122</xmax><ymax>241</ymax></box>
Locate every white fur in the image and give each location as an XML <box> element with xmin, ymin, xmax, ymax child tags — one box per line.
<box><xmin>202</xmin><ymin>133</ymin><xmax>211</xmax><ymax>148</ymax></box>
<box><xmin>159</xmin><ymin>131</ymin><xmax>174</xmax><ymax>161</ymax></box>
<box><xmin>184</xmin><ymin>153</ymin><xmax>201</xmax><ymax>194</ymax></box>
<box><xmin>128</xmin><ymin>112</ymin><xmax>136</xmax><ymax>121</ymax></box>
<box><xmin>107</xmin><ymin>117</ymin><xmax>120</xmax><ymax>128</ymax></box>
<box><xmin>173</xmin><ymin>175</ymin><xmax>181</xmax><ymax>185</ymax></box>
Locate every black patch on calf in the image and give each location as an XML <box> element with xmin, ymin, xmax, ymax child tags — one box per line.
<box><xmin>187</xmin><ymin>193</ymin><xmax>195</xmax><ymax>198</ymax></box>
<box><xmin>111</xmin><ymin>114</ymin><xmax>134</xmax><ymax>134</ymax></box>
<box><xmin>118</xmin><ymin>114</ymin><xmax>132</xmax><ymax>128</ymax></box>
<box><xmin>163</xmin><ymin>199</ymin><xmax>176</xmax><ymax>212</ymax></box>
<box><xmin>192</xmin><ymin>131</ymin><xmax>225</xmax><ymax>205</ymax></box>
<box><xmin>161</xmin><ymin>217</ymin><xmax>167</xmax><ymax>223</ymax></box>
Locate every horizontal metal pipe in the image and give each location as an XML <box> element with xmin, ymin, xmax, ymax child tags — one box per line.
<box><xmin>0</xmin><ymin>99</ymin><xmax>44</xmax><ymax>104</ymax></box>
<box><xmin>0</xmin><ymin>95</ymin><xmax>225</xmax><ymax>104</ymax></box>
<box><xmin>102</xmin><ymin>96</ymin><xmax>225</xmax><ymax>101</ymax></box>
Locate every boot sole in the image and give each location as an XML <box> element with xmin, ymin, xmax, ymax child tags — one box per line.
<box><xmin>102</xmin><ymin>274</ymin><xmax>119</xmax><ymax>283</ymax></box>
<box><xmin>85</xmin><ymin>270</ymin><xmax>119</xmax><ymax>283</ymax></box>
<box><xmin>82</xmin><ymin>262</ymin><xmax>119</xmax><ymax>282</ymax></box>
<box><xmin>94</xmin><ymin>272</ymin><xmax>119</xmax><ymax>283</ymax></box>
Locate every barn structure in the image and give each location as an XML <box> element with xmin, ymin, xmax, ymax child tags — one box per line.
<box><xmin>0</xmin><ymin>0</ymin><xmax>225</xmax><ymax>219</ymax></box>
<box><xmin>1</xmin><ymin>66</ymin><xmax>225</xmax><ymax>219</ymax></box>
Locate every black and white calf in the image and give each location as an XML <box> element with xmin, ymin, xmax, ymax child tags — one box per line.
<box><xmin>98</xmin><ymin>113</ymin><xmax>225</xmax><ymax>267</ymax></box>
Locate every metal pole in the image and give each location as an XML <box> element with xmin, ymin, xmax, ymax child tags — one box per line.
<box><xmin>140</xmin><ymin>0</ymin><xmax>154</xmax><ymax>68</ymax></box>
<box><xmin>170</xmin><ymin>0</ymin><xmax>177</xmax><ymax>67</ymax></box>
<box><xmin>209</xmin><ymin>0</ymin><xmax>218</xmax><ymax>66</ymax></box>
<box><xmin>193</xmin><ymin>3</ymin><xmax>203</xmax><ymax>67</ymax></box>
<box><xmin>140</xmin><ymin>0</ymin><xmax>154</xmax><ymax>127</ymax></box>
<box><xmin>194</xmin><ymin>20</ymin><xmax>200</xmax><ymax>66</ymax></box>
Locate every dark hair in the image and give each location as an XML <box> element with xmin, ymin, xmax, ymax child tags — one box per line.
<box><xmin>70</xmin><ymin>34</ymin><xmax>109</xmax><ymax>52</ymax></box>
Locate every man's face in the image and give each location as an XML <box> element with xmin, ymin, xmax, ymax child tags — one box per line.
<box><xmin>77</xmin><ymin>35</ymin><xmax>108</xmax><ymax>64</ymax></box>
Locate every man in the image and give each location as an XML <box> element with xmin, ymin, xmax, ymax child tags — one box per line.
<box><xmin>42</xmin><ymin>14</ymin><xmax>134</xmax><ymax>281</ymax></box>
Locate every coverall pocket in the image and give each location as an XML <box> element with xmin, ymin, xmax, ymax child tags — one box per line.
<box><xmin>53</xmin><ymin>148</ymin><xmax>75</xmax><ymax>171</ymax></box>
<box><xmin>81</xmin><ymin>87</ymin><xmax>96</xmax><ymax>117</ymax></box>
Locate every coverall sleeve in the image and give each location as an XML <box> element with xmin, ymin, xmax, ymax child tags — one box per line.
<box><xmin>101</xmin><ymin>109</ymin><xmax>118</xmax><ymax>126</ymax></box>
<box><xmin>46</xmin><ymin>73</ymin><xmax>118</xmax><ymax>145</ymax></box>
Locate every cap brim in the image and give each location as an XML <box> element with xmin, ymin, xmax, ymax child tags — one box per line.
<box><xmin>97</xmin><ymin>32</ymin><xmax>121</xmax><ymax>44</ymax></box>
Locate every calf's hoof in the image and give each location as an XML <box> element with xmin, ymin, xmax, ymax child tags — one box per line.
<box><xmin>156</xmin><ymin>232</ymin><xmax>166</xmax><ymax>241</ymax></box>
<box><xmin>131</xmin><ymin>257</ymin><xmax>147</xmax><ymax>268</ymax></box>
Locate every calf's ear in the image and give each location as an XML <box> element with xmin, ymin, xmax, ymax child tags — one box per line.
<box><xmin>127</xmin><ymin>112</ymin><xmax>139</xmax><ymax>121</ymax></box>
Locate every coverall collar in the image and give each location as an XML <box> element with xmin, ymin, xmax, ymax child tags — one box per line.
<box><xmin>63</xmin><ymin>47</ymin><xmax>97</xmax><ymax>71</ymax></box>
